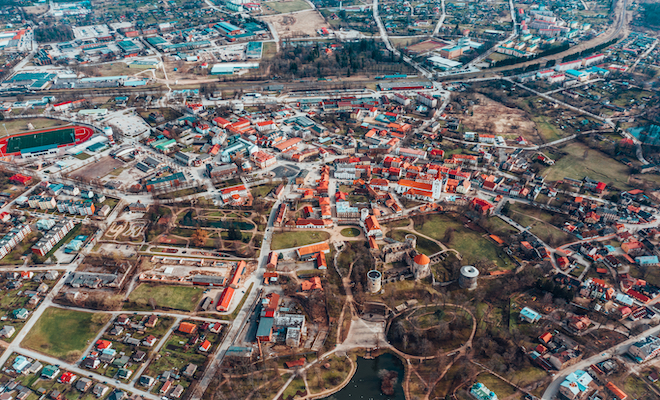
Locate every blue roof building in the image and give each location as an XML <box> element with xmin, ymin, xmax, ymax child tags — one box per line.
<box><xmin>519</xmin><ymin>307</ymin><xmax>541</xmax><ymax>323</ymax></box>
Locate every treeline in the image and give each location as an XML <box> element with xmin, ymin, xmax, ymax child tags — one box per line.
<box><xmin>562</xmin><ymin>38</ymin><xmax>618</xmax><ymax>62</ymax></box>
<box><xmin>491</xmin><ymin>42</ymin><xmax>570</xmax><ymax>68</ymax></box>
<box><xmin>263</xmin><ymin>39</ymin><xmax>414</xmax><ymax>78</ymax></box>
<box><xmin>642</xmin><ymin>3</ymin><xmax>660</xmax><ymax>27</ymax></box>
<box><xmin>35</xmin><ymin>23</ymin><xmax>73</xmax><ymax>43</ymax></box>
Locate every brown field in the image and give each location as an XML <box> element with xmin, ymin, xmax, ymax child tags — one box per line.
<box><xmin>68</xmin><ymin>156</ymin><xmax>125</xmax><ymax>181</ymax></box>
<box><xmin>458</xmin><ymin>94</ymin><xmax>542</xmax><ymax>143</ymax></box>
<box><xmin>261</xmin><ymin>10</ymin><xmax>326</xmax><ymax>38</ymax></box>
<box><xmin>406</xmin><ymin>39</ymin><xmax>447</xmax><ymax>54</ymax></box>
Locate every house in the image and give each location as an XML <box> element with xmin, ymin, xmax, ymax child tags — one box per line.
<box><xmin>27</xmin><ymin>361</ymin><xmax>42</xmax><ymax>374</ymax></box>
<box><xmin>12</xmin><ymin>356</ymin><xmax>30</xmax><ymax>373</ymax></box>
<box><xmin>0</xmin><ymin>325</ymin><xmax>15</xmax><ymax>338</ymax></box>
<box><xmin>199</xmin><ymin>339</ymin><xmax>212</xmax><ymax>352</ymax></box>
<box><xmin>170</xmin><ymin>385</ymin><xmax>184</xmax><ymax>398</ymax></box>
<box><xmin>93</xmin><ymin>384</ymin><xmax>109</xmax><ymax>398</ymax></box>
<box><xmin>178</xmin><ymin>322</ymin><xmax>198</xmax><ymax>334</ymax></box>
<box><xmin>58</xmin><ymin>372</ymin><xmax>77</xmax><ymax>384</ymax></box>
<box><xmin>469</xmin><ymin>382</ymin><xmax>498</xmax><ymax>400</ymax></box>
<box><xmin>107</xmin><ymin>390</ymin><xmax>126</xmax><ymax>400</ymax></box>
<box><xmin>160</xmin><ymin>380</ymin><xmax>172</xmax><ymax>394</ymax></box>
<box><xmin>301</xmin><ymin>276</ymin><xmax>323</xmax><ymax>291</ymax></box>
<box><xmin>132</xmin><ymin>351</ymin><xmax>146</xmax><ymax>362</ymax></box>
<box><xmin>182</xmin><ymin>364</ymin><xmax>198</xmax><ymax>378</ymax></box>
<box><xmin>144</xmin><ymin>315</ymin><xmax>158</xmax><ymax>328</ymax></box>
<box><xmin>12</xmin><ymin>308</ymin><xmax>28</xmax><ymax>319</ymax></box>
<box><xmin>519</xmin><ymin>307</ymin><xmax>541</xmax><ymax>323</ymax></box>
<box><xmin>568</xmin><ymin>315</ymin><xmax>590</xmax><ymax>331</ymax></box>
<box><xmin>558</xmin><ymin>370</ymin><xmax>593</xmax><ymax>400</ymax></box>
<box><xmin>139</xmin><ymin>376</ymin><xmax>155</xmax><ymax>387</ymax></box>
<box><xmin>41</xmin><ymin>365</ymin><xmax>60</xmax><ymax>379</ymax></box>
<box><xmin>116</xmin><ymin>314</ymin><xmax>130</xmax><ymax>325</ymax></box>
<box><xmin>76</xmin><ymin>378</ymin><xmax>93</xmax><ymax>392</ymax></box>
<box><xmin>117</xmin><ymin>368</ymin><xmax>132</xmax><ymax>380</ymax></box>
<box><xmin>142</xmin><ymin>335</ymin><xmax>157</xmax><ymax>347</ymax></box>
<box><xmin>628</xmin><ymin>335</ymin><xmax>660</xmax><ymax>363</ymax></box>
<box><xmin>81</xmin><ymin>357</ymin><xmax>100</xmax><ymax>369</ymax></box>
<box><xmin>96</xmin><ymin>339</ymin><xmax>112</xmax><ymax>350</ymax></box>
<box><xmin>605</xmin><ymin>382</ymin><xmax>627</xmax><ymax>400</ymax></box>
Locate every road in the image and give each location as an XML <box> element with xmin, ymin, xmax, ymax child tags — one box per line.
<box><xmin>541</xmin><ymin>324</ymin><xmax>660</xmax><ymax>400</ymax></box>
<box><xmin>190</xmin><ymin>182</ymin><xmax>293</xmax><ymax>400</ymax></box>
<box><xmin>432</xmin><ymin>0</ymin><xmax>446</xmax><ymax>36</ymax></box>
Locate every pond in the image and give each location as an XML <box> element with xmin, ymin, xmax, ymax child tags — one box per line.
<box><xmin>323</xmin><ymin>353</ymin><xmax>405</xmax><ymax>400</ymax></box>
<box><xmin>179</xmin><ymin>210</ymin><xmax>255</xmax><ymax>230</ymax></box>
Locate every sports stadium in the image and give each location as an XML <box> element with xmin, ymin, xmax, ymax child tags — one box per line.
<box><xmin>0</xmin><ymin>125</ymin><xmax>94</xmax><ymax>156</ymax></box>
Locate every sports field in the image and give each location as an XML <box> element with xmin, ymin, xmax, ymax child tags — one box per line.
<box><xmin>6</xmin><ymin>127</ymin><xmax>76</xmax><ymax>153</ymax></box>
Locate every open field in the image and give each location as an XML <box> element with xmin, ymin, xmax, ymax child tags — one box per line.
<box><xmin>261</xmin><ymin>10</ymin><xmax>326</xmax><ymax>38</ymax></box>
<box><xmin>23</xmin><ymin>308</ymin><xmax>111</xmax><ymax>361</ymax></box>
<box><xmin>415</xmin><ymin>215</ymin><xmax>512</xmax><ymax>269</ymax></box>
<box><xmin>0</xmin><ymin>118</ymin><xmax>68</xmax><ymax>137</ymax></box>
<box><xmin>127</xmin><ymin>284</ymin><xmax>203</xmax><ymax>311</ymax></box>
<box><xmin>69</xmin><ymin>156</ymin><xmax>125</xmax><ymax>181</ymax></box>
<box><xmin>263</xmin><ymin>0</ymin><xmax>311</xmax><ymax>14</ymax></box>
<box><xmin>456</xmin><ymin>94</ymin><xmax>540</xmax><ymax>144</ymax></box>
<box><xmin>271</xmin><ymin>230</ymin><xmax>330</xmax><ymax>250</ymax></box>
<box><xmin>543</xmin><ymin>142</ymin><xmax>632</xmax><ymax>189</ymax></box>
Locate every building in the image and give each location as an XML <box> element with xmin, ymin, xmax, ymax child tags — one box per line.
<box><xmin>469</xmin><ymin>382</ymin><xmax>497</xmax><ymax>400</ymax></box>
<box><xmin>412</xmin><ymin>253</ymin><xmax>431</xmax><ymax>280</ymax></box>
<box><xmin>520</xmin><ymin>307</ymin><xmax>541</xmax><ymax>323</ymax></box>
<box><xmin>558</xmin><ymin>370</ymin><xmax>593</xmax><ymax>400</ymax></box>
<box><xmin>628</xmin><ymin>335</ymin><xmax>660</xmax><ymax>363</ymax></box>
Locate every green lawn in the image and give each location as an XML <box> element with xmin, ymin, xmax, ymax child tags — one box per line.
<box><xmin>532</xmin><ymin>116</ymin><xmax>569</xmax><ymax>142</ymax></box>
<box><xmin>543</xmin><ymin>142</ymin><xmax>632</xmax><ymax>189</ymax></box>
<box><xmin>340</xmin><ymin>228</ymin><xmax>361</xmax><ymax>237</ymax></box>
<box><xmin>415</xmin><ymin>215</ymin><xmax>512</xmax><ymax>269</ymax></box>
<box><xmin>74</xmin><ymin>153</ymin><xmax>92</xmax><ymax>160</ymax></box>
<box><xmin>251</xmin><ymin>183</ymin><xmax>278</xmax><ymax>198</ymax></box>
<box><xmin>266</xmin><ymin>0</ymin><xmax>311</xmax><ymax>13</ymax></box>
<box><xmin>22</xmin><ymin>308</ymin><xmax>111</xmax><ymax>362</ymax></box>
<box><xmin>271</xmin><ymin>230</ymin><xmax>330</xmax><ymax>250</ymax></box>
<box><xmin>476</xmin><ymin>373</ymin><xmax>520</xmax><ymax>399</ymax></box>
<box><xmin>127</xmin><ymin>284</ymin><xmax>202</xmax><ymax>311</ymax></box>
<box><xmin>0</xmin><ymin>118</ymin><xmax>67</xmax><ymax>137</ymax></box>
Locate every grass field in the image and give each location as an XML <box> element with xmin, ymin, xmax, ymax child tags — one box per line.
<box><xmin>128</xmin><ymin>284</ymin><xmax>202</xmax><ymax>311</ymax></box>
<box><xmin>415</xmin><ymin>215</ymin><xmax>512</xmax><ymax>269</ymax></box>
<box><xmin>476</xmin><ymin>373</ymin><xmax>522</xmax><ymax>400</ymax></box>
<box><xmin>265</xmin><ymin>0</ymin><xmax>311</xmax><ymax>13</ymax></box>
<box><xmin>271</xmin><ymin>230</ymin><xmax>330</xmax><ymax>250</ymax></box>
<box><xmin>543</xmin><ymin>142</ymin><xmax>632</xmax><ymax>189</ymax></box>
<box><xmin>340</xmin><ymin>228</ymin><xmax>361</xmax><ymax>237</ymax></box>
<box><xmin>0</xmin><ymin>118</ymin><xmax>68</xmax><ymax>137</ymax></box>
<box><xmin>23</xmin><ymin>308</ymin><xmax>111</xmax><ymax>362</ymax></box>
<box><xmin>262</xmin><ymin>42</ymin><xmax>278</xmax><ymax>60</ymax></box>
<box><xmin>532</xmin><ymin>116</ymin><xmax>569</xmax><ymax>142</ymax></box>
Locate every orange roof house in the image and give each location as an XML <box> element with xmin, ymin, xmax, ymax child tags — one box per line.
<box><xmin>301</xmin><ymin>276</ymin><xmax>323</xmax><ymax>291</ymax></box>
<box><xmin>216</xmin><ymin>286</ymin><xmax>235</xmax><ymax>312</ymax></box>
<box><xmin>178</xmin><ymin>322</ymin><xmax>198</xmax><ymax>334</ymax></box>
<box><xmin>606</xmin><ymin>382</ymin><xmax>627</xmax><ymax>400</ymax></box>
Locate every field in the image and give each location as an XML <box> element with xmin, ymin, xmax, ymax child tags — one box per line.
<box><xmin>271</xmin><ymin>230</ymin><xmax>330</xmax><ymax>250</ymax></box>
<box><xmin>127</xmin><ymin>284</ymin><xmax>203</xmax><ymax>311</ymax></box>
<box><xmin>457</xmin><ymin>94</ymin><xmax>539</xmax><ymax>144</ymax></box>
<box><xmin>406</xmin><ymin>39</ymin><xmax>447</xmax><ymax>54</ymax></box>
<box><xmin>23</xmin><ymin>308</ymin><xmax>111</xmax><ymax>362</ymax></box>
<box><xmin>68</xmin><ymin>156</ymin><xmax>125</xmax><ymax>181</ymax></box>
<box><xmin>414</xmin><ymin>215</ymin><xmax>512</xmax><ymax>269</ymax></box>
<box><xmin>261</xmin><ymin>10</ymin><xmax>326</xmax><ymax>38</ymax></box>
<box><xmin>543</xmin><ymin>142</ymin><xmax>632</xmax><ymax>189</ymax></box>
<box><xmin>0</xmin><ymin>118</ymin><xmax>68</xmax><ymax>137</ymax></box>
<box><xmin>263</xmin><ymin>0</ymin><xmax>312</xmax><ymax>14</ymax></box>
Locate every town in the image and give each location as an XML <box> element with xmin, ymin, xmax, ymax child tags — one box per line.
<box><xmin>0</xmin><ymin>0</ymin><xmax>656</xmax><ymax>399</ymax></box>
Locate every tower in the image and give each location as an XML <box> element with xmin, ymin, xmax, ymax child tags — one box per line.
<box><xmin>412</xmin><ymin>253</ymin><xmax>431</xmax><ymax>280</ymax></box>
<box><xmin>459</xmin><ymin>266</ymin><xmax>479</xmax><ymax>290</ymax></box>
<box><xmin>367</xmin><ymin>270</ymin><xmax>382</xmax><ymax>293</ymax></box>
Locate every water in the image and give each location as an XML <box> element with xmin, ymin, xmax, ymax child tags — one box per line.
<box><xmin>323</xmin><ymin>353</ymin><xmax>405</xmax><ymax>400</ymax></box>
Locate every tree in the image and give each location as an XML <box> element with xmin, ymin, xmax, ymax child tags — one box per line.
<box><xmin>192</xmin><ymin>228</ymin><xmax>208</xmax><ymax>247</ymax></box>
